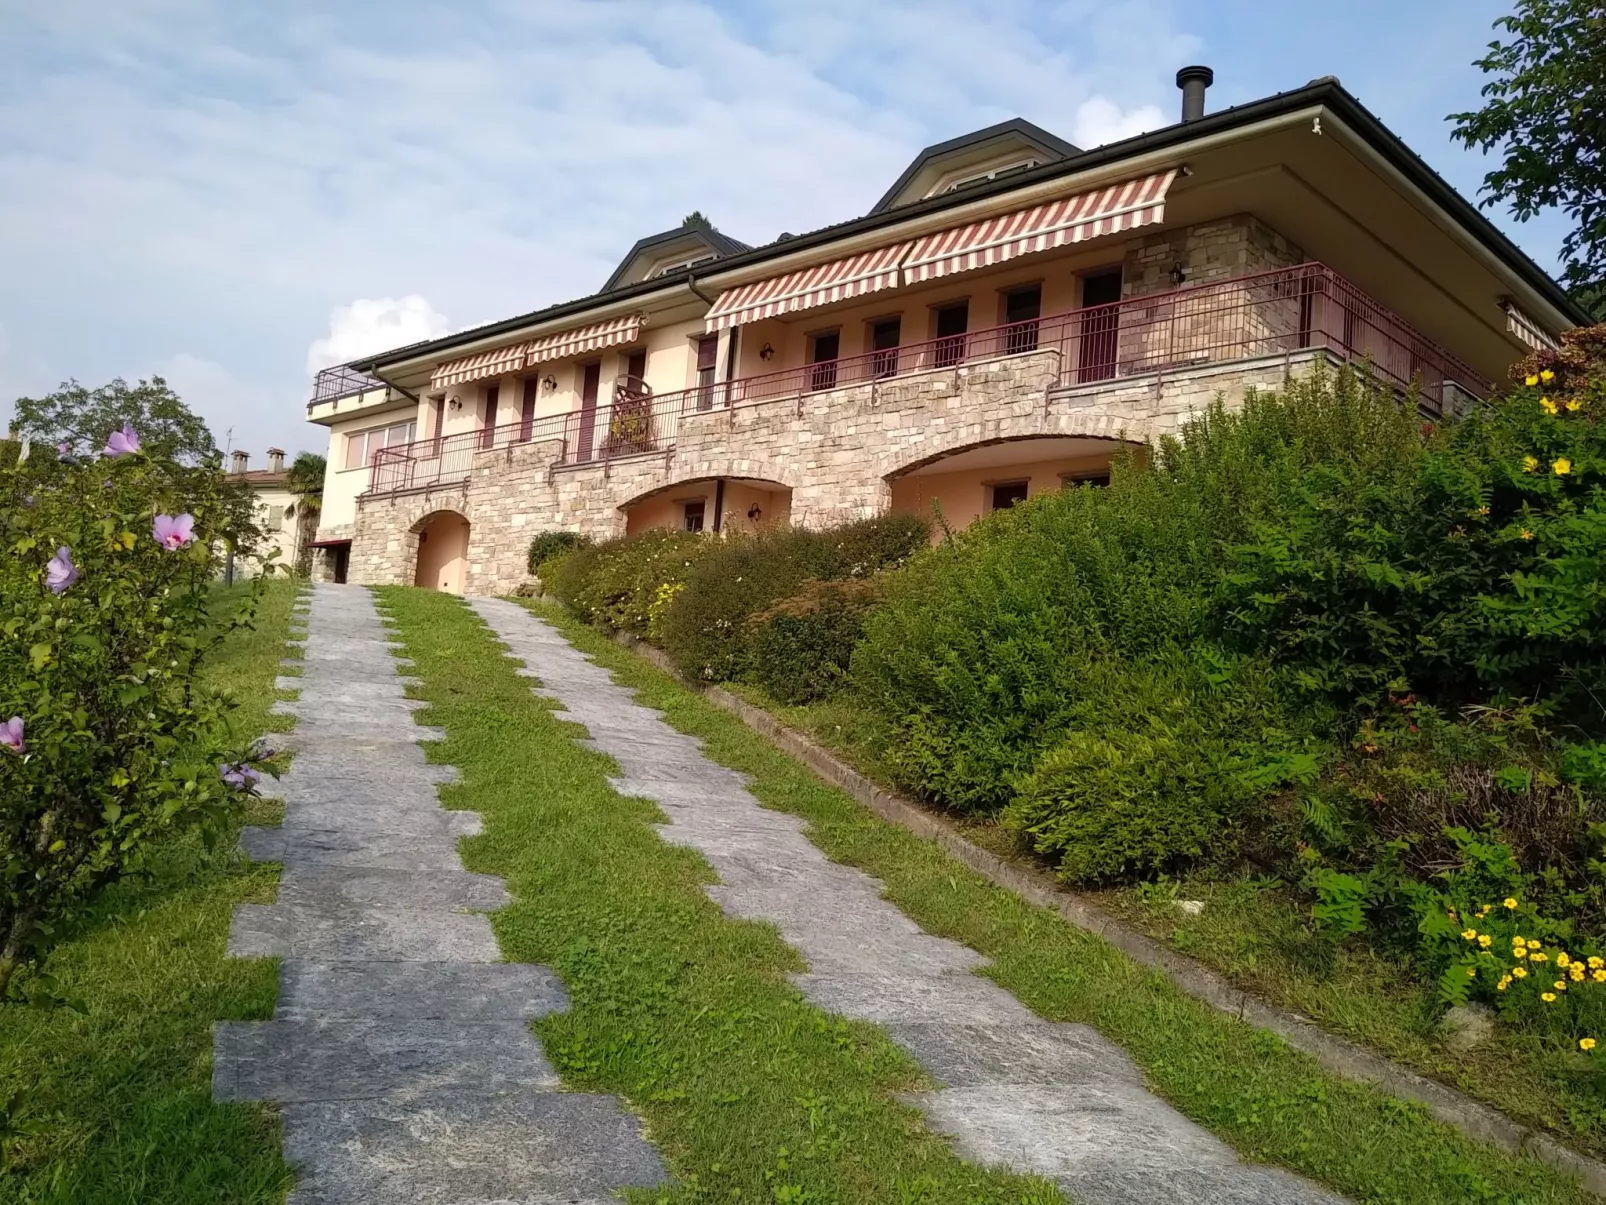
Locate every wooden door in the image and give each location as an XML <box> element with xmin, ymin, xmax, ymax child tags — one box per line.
<box><xmin>1077</xmin><ymin>271</ymin><xmax>1122</xmax><ymax>381</ymax></box>
<box><xmin>577</xmin><ymin>363</ymin><xmax>601</xmax><ymax>462</ymax></box>
<box><xmin>520</xmin><ymin>378</ymin><xmax>538</xmax><ymax>441</ymax></box>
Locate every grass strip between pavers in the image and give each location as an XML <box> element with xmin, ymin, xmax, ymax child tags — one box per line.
<box><xmin>507</xmin><ymin>595</ymin><xmax>1595</xmax><ymax>1205</ymax></box>
<box><xmin>378</xmin><ymin>585</ymin><xmax>1063</xmax><ymax>1204</ymax></box>
<box><xmin>0</xmin><ymin>579</ymin><xmax>299</xmax><ymax>1205</ymax></box>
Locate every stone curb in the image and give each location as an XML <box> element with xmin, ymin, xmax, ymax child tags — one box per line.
<box><xmin>602</xmin><ymin>628</ymin><xmax>1606</xmax><ymax>1197</ymax></box>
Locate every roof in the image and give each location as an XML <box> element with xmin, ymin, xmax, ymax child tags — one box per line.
<box><xmin>867</xmin><ymin>117</ymin><xmax>1081</xmax><ymax>215</ymax></box>
<box><xmin>600</xmin><ymin>222</ymin><xmax>753</xmax><ymax>292</ymax></box>
<box><xmin>229</xmin><ymin>469</ymin><xmax>290</xmax><ymax>488</ymax></box>
<box><xmin>352</xmin><ymin>76</ymin><xmax>1588</xmax><ymax>376</ymax></box>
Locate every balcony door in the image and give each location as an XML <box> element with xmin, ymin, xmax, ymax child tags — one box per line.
<box><xmin>870</xmin><ymin>317</ymin><xmax>901</xmax><ymax>378</ymax></box>
<box><xmin>1003</xmin><ymin>285</ymin><xmax>1041</xmax><ymax>355</ymax></box>
<box><xmin>695</xmin><ymin>335</ymin><xmax>718</xmax><ymax>411</ymax></box>
<box><xmin>479</xmin><ymin>385</ymin><xmax>499</xmax><ymax>449</ymax></box>
<box><xmin>934</xmin><ymin>301</ymin><xmax>968</xmax><ymax>368</ymax></box>
<box><xmin>1077</xmin><ymin>270</ymin><xmax>1122</xmax><ymax>382</ymax></box>
<box><xmin>519</xmin><ymin>378</ymin><xmax>537</xmax><ymax>442</ymax></box>
<box><xmin>809</xmin><ymin>330</ymin><xmax>840</xmax><ymax>392</ymax></box>
<box><xmin>576</xmin><ymin>362</ymin><xmax>601</xmax><ymax>462</ymax></box>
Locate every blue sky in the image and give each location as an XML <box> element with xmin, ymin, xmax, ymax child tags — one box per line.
<box><xmin>0</xmin><ymin>0</ymin><xmax>1568</xmax><ymax>461</ymax></box>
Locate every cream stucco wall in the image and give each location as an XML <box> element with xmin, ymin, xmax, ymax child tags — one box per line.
<box><xmin>414</xmin><ymin>511</ymin><xmax>470</xmax><ymax>594</ymax></box>
<box><xmin>889</xmin><ymin>451</ymin><xmax>1118</xmax><ymax>534</ymax></box>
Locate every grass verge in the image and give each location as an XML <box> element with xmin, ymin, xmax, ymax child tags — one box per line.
<box><xmin>0</xmin><ymin>579</ymin><xmax>298</xmax><ymax>1205</ymax></box>
<box><xmin>734</xmin><ymin>676</ymin><xmax>1606</xmax><ymax>1163</ymax></box>
<box><xmin>377</xmin><ymin>585</ymin><xmax>1062</xmax><ymax>1205</ymax></box>
<box><xmin>524</xmin><ymin>599</ymin><xmax>1595</xmax><ymax>1205</ymax></box>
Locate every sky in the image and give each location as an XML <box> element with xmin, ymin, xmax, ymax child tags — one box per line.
<box><xmin>0</xmin><ymin>0</ymin><xmax>1571</xmax><ymax>462</ymax></box>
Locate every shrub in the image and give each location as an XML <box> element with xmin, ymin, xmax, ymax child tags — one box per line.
<box><xmin>745</xmin><ymin>578</ymin><xmax>883</xmax><ymax>704</ymax></box>
<box><xmin>0</xmin><ymin>434</ymin><xmax>272</xmax><ymax>1000</ymax></box>
<box><xmin>547</xmin><ymin>528</ymin><xmax>711</xmax><ymax>636</ymax></box>
<box><xmin>1006</xmin><ymin>650</ymin><xmax>1324</xmax><ymax>882</ymax></box>
<box><xmin>659</xmin><ymin>514</ymin><xmax>927</xmax><ymax>682</ymax></box>
<box><xmin>526</xmin><ymin>530</ymin><xmax>590</xmax><ymax>577</ymax></box>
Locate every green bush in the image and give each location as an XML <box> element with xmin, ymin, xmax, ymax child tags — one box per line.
<box><xmin>547</xmin><ymin>528</ymin><xmax>711</xmax><ymax>637</ymax></box>
<box><xmin>526</xmin><ymin>530</ymin><xmax>590</xmax><ymax>577</ymax></box>
<box><xmin>1</xmin><ymin>431</ymin><xmax>273</xmax><ymax>999</ymax></box>
<box><xmin>745</xmin><ymin>578</ymin><xmax>884</xmax><ymax>704</ymax></box>
<box><xmin>659</xmin><ymin>514</ymin><xmax>927</xmax><ymax>683</ymax></box>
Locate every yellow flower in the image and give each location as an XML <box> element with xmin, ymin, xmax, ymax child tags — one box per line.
<box><xmin>1523</xmin><ymin>455</ymin><xmax>1540</xmax><ymax>472</ymax></box>
<box><xmin>1541</xmin><ymin>369</ymin><xmax>1556</xmax><ymax>382</ymax></box>
<box><xmin>1558</xmin><ymin>952</ymin><xmax>1571</xmax><ymax>967</ymax></box>
<box><xmin>1528</xmin><ymin>939</ymin><xmax>1543</xmax><ymax>949</ymax></box>
<box><xmin>1543</xmin><ymin>992</ymin><xmax>1558</xmax><ymax>1002</ymax></box>
<box><xmin>1467</xmin><ymin>967</ymin><xmax>1478</xmax><ymax>977</ymax></box>
<box><xmin>1582</xmin><ymin>1038</ymin><xmax>1598</xmax><ymax>1052</ymax></box>
<box><xmin>1595</xmin><ymin>970</ymin><xmax>1606</xmax><ymax>983</ymax></box>
<box><xmin>1571</xmin><ymin>965</ymin><xmax>1586</xmax><ymax>981</ymax></box>
<box><xmin>1526</xmin><ymin>374</ymin><xmax>1541</xmax><ymax>386</ymax></box>
<box><xmin>1479</xmin><ymin>934</ymin><xmax>1493</xmax><ymax>948</ymax></box>
<box><xmin>1477</xmin><ymin>505</ymin><xmax>1491</xmax><ymax>517</ymax></box>
<box><xmin>1556</xmin><ymin>980</ymin><xmax>1569</xmax><ymax>991</ymax></box>
<box><xmin>1554</xmin><ymin>457</ymin><xmax>1573</xmax><ymax>476</ymax></box>
<box><xmin>1568</xmin><ymin>399</ymin><xmax>1583</xmax><ymax>412</ymax></box>
<box><xmin>1541</xmin><ymin>397</ymin><xmax>1559</xmax><ymax>414</ymax></box>
<box><xmin>1498</xmin><ymin>979</ymin><xmax>1511</xmax><ymax>991</ymax></box>
<box><xmin>1533</xmin><ymin>951</ymin><xmax>1550</xmax><ymax>963</ymax></box>
<box><xmin>1590</xmin><ymin>956</ymin><xmax>1603</xmax><ymax>970</ymax></box>
<box><xmin>1504</xmin><ymin>898</ymin><xmax>1519</xmax><ymax>910</ymax></box>
<box><xmin>1462</xmin><ymin>928</ymin><xmax>1478</xmax><ymax>941</ymax></box>
<box><xmin>1514</xmin><ymin>966</ymin><xmax>1529</xmax><ymax>978</ymax></box>
<box><xmin>1513</xmin><ymin>947</ymin><xmax>1528</xmax><ymax>959</ymax></box>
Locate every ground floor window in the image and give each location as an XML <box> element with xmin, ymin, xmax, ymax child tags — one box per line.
<box><xmin>990</xmin><ymin>481</ymin><xmax>1029</xmax><ymax>511</ymax></box>
<box><xmin>683</xmin><ymin>500</ymin><xmax>706</xmax><ymax>532</ymax></box>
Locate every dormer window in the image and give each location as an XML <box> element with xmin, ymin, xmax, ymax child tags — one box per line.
<box><xmin>649</xmin><ymin>252</ymin><xmax>718</xmax><ymax>279</ymax></box>
<box><xmin>938</xmin><ymin>158</ymin><xmax>1039</xmax><ymax>196</ymax></box>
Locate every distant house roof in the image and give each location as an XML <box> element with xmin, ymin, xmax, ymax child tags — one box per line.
<box><xmin>350</xmin><ymin>77</ymin><xmax>1589</xmax><ymax>376</ymax></box>
<box><xmin>868</xmin><ymin>117</ymin><xmax>1081</xmax><ymax>214</ymax></box>
<box><xmin>229</xmin><ymin>468</ymin><xmax>290</xmax><ymax>488</ymax></box>
<box><xmin>601</xmin><ymin>222</ymin><xmax>752</xmax><ymax>292</ymax></box>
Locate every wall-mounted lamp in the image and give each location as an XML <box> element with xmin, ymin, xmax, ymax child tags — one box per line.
<box><xmin>542</xmin><ymin>375</ymin><xmax>558</xmax><ymax>392</ymax></box>
<box><xmin>758</xmin><ymin>342</ymin><xmax>776</xmax><ymax>361</ymax></box>
<box><xmin>747</xmin><ymin>503</ymin><xmax>762</xmax><ymax>522</ymax></box>
<box><xmin>1168</xmin><ymin>262</ymin><xmax>1189</xmax><ymax>288</ymax></box>
<box><xmin>447</xmin><ymin>394</ymin><xmax>463</xmax><ymax>411</ymax></box>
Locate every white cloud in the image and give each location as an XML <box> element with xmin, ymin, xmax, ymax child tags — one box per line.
<box><xmin>306</xmin><ymin>296</ymin><xmax>450</xmax><ymax>377</ymax></box>
<box><xmin>1072</xmin><ymin>97</ymin><xmax>1168</xmax><ymax>148</ymax></box>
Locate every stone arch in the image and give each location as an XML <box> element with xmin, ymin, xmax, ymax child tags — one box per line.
<box><xmin>872</xmin><ymin>409</ymin><xmax>1150</xmax><ymax>485</ymax></box>
<box><xmin>619</xmin><ymin>473</ymin><xmax>793</xmax><ymax>536</ymax></box>
<box><xmin>411</xmin><ymin>507</ymin><xmax>473</xmax><ymax>594</ymax></box>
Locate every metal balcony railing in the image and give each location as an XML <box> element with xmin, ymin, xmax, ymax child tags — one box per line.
<box><xmin>309</xmin><ymin>363</ymin><xmax>386</xmax><ymax>406</ymax></box>
<box><xmin>364</xmin><ymin>263</ymin><xmax>1491</xmax><ymax>497</ymax></box>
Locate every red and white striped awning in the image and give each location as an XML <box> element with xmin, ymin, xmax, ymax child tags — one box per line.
<box><xmin>430</xmin><ymin>343</ymin><xmax>529</xmax><ymax>390</ymax></box>
<box><xmin>704</xmin><ymin>242</ymin><xmax>915</xmax><ymax>332</ymax></box>
<box><xmin>1503</xmin><ymin>302</ymin><xmax>1559</xmax><ymax>352</ymax></box>
<box><xmin>527</xmin><ymin>314</ymin><xmax>643</xmax><ymax>364</ymax></box>
<box><xmin>902</xmin><ymin>169</ymin><xmax>1177</xmax><ymax>284</ymax></box>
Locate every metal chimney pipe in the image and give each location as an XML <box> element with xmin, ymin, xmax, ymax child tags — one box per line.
<box><xmin>1176</xmin><ymin>65</ymin><xmax>1214</xmax><ymax>122</ymax></box>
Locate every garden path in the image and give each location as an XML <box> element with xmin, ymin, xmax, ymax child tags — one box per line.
<box><xmin>473</xmin><ymin>596</ymin><xmax>1347</xmax><ymax>1205</ymax></box>
<box><xmin>212</xmin><ymin>583</ymin><xmax>666</xmax><ymax>1204</ymax></box>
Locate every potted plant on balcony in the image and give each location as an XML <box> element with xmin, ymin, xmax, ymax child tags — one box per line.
<box><xmin>602</xmin><ymin>376</ymin><xmax>656</xmax><ymax>457</ymax></box>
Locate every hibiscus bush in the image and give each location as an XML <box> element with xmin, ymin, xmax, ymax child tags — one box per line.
<box><xmin>0</xmin><ymin>428</ymin><xmax>273</xmax><ymax>1000</ymax></box>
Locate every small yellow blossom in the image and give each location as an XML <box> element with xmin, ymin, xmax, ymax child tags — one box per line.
<box><xmin>1526</xmin><ymin>374</ymin><xmax>1541</xmax><ymax>386</ymax></box>
<box><xmin>1467</xmin><ymin>967</ymin><xmax>1478</xmax><ymax>977</ymax></box>
<box><xmin>1479</xmin><ymin>934</ymin><xmax>1493</xmax><ymax>948</ymax></box>
<box><xmin>1514</xmin><ymin>966</ymin><xmax>1529</xmax><ymax>978</ymax></box>
<box><xmin>1498</xmin><ymin>977</ymin><xmax>1512</xmax><ymax>991</ymax></box>
<box><xmin>1556</xmin><ymin>980</ymin><xmax>1570</xmax><ymax>991</ymax></box>
<box><xmin>1520</xmin><ymin>529</ymin><xmax>1535</xmax><ymax>540</ymax></box>
<box><xmin>1541</xmin><ymin>397</ymin><xmax>1559</xmax><ymax>415</ymax></box>
<box><xmin>1533</xmin><ymin>951</ymin><xmax>1550</xmax><ymax>963</ymax></box>
<box><xmin>1543</xmin><ymin>992</ymin><xmax>1558</xmax><ymax>1002</ymax></box>
<box><xmin>1541</xmin><ymin>369</ymin><xmax>1556</xmax><ymax>382</ymax></box>
<box><xmin>1571</xmin><ymin>965</ymin><xmax>1586</xmax><ymax>982</ymax></box>
<box><xmin>1462</xmin><ymin>928</ymin><xmax>1478</xmax><ymax>941</ymax></box>
<box><xmin>1588</xmin><ymin>957</ymin><xmax>1602</xmax><ymax>969</ymax></box>
<box><xmin>1558</xmin><ymin>952</ymin><xmax>1571</xmax><ymax>967</ymax></box>
<box><xmin>1583</xmin><ymin>1038</ymin><xmax>1598</xmax><ymax>1052</ymax></box>
<box><xmin>1477</xmin><ymin>505</ymin><xmax>1491</xmax><ymax>517</ymax></box>
<box><xmin>1504</xmin><ymin>898</ymin><xmax>1519</xmax><ymax>910</ymax></box>
<box><xmin>1568</xmin><ymin>399</ymin><xmax>1583</xmax><ymax>412</ymax></box>
<box><xmin>1595</xmin><ymin>970</ymin><xmax>1606</xmax><ymax>983</ymax></box>
<box><xmin>1554</xmin><ymin>457</ymin><xmax>1573</xmax><ymax>476</ymax></box>
<box><xmin>1513</xmin><ymin>947</ymin><xmax>1528</xmax><ymax>959</ymax></box>
<box><xmin>1528</xmin><ymin>939</ymin><xmax>1543</xmax><ymax>949</ymax></box>
<box><xmin>1523</xmin><ymin>454</ymin><xmax>1540</xmax><ymax>472</ymax></box>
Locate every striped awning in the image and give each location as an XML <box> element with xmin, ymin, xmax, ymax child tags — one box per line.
<box><xmin>1503</xmin><ymin>302</ymin><xmax>1559</xmax><ymax>352</ymax></box>
<box><xmin>902</xmin><ymin>169</ymin><xmax>1177</xmax><ymax>284</ymax></box>
<box><xmin>430</xmin><ymin>343</ymin><xmax>529</xmax><ymax>390</ymax></box>
<box><xmin>704</xmin><ymin>242</ymin><xmax>915</xmax><ymax>332</ymax></box>
<box><xmin>527</xmin><ymin>314</ymin><xmax>643</xmax><ymax>364</ymax></box>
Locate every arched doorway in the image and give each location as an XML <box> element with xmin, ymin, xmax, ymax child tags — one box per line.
<box><xmin>413</xmin><ymin>511</ymin><xmax>471</xmax><ymax>593</ymax></box>
<box><xmin>622</xmin><ymin>477</ymin><xmax>792</xmax><ymax>536</ymax></box>
<box><xmin>888</xmin><ymin>436</ymin><xmax>1138</xmax><ymax>535</ymax></box>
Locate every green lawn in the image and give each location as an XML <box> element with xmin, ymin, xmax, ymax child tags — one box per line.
<box><xmin>0</xmin><ymin>579</ymin><xmax>298</xmax><ymax>1205</ymax></box>
<box><xmin>516</xmin><ymin>597</ymin><xmax>1594</xmax><ymax>1205</ymax></box>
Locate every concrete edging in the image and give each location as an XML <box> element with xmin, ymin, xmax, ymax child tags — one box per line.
<box><xmin>603</xmin><ymin>628</ymin><xmax>1606</xmax><ymax>1196</ymax></box>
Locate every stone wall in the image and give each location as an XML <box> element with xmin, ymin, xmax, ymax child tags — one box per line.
<box><xmin>346</xmin><ymin>346</ymin><xmax>1339</xmax><ymax>596</ymax></box>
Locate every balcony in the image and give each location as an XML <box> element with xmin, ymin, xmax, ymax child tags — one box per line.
<box><xmin>309</xmin><ymin>363</ymin><xmax>387</xmax><ymax>408</ymax></box>
<box><xmin>364</xmin><ymin>263</ymin><xmax>1489</xmax><ymax>498</ymax></box>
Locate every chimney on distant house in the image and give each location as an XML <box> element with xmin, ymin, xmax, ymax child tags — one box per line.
<box><xmin>1176</xmin><ymin>65</ymin><xmax>1214</xmax><ymax>122</ymax></box>
<box><xmin>230</xmin><ymin>449</ymin><xmax>249</xmax><ymax>474</ymax></box>
<box><xmin>267</xmin><ymin>447</ymin><xmax>285</xmax><ymax>473</ymax></box>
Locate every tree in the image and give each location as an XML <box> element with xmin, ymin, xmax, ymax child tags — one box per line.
<box><xmin>12</xmin><ymin>377</ymin><xmax>218</xmax><ymax>463</ymax></box>
<box><xmin>284</xmin><ymin>451</ymin><xmax>326</xmax><ymax>577</ymax></box>
<box><xmin>1450</xmin><ymin>0</ymin><xmax>1606</xmax><ymax>317</ymax></box>
<box><xmin>681</xmin><ymin>210</ymin><xmax>715</xmax><ymax>231</ymax></box>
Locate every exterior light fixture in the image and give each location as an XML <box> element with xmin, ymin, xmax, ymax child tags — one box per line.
<box><xmin>1169</xmin><ymin>263</ymin><xmax>1189</xmax><ymax>288</ymax></box>
<box><xmin>759</xmin><ymin>342</ymin><xmax>776</xmax><ymax>361</ymax></box>
<box><xmin>448</xmin><ymin>394</ymin><xmax>463</xmax><ymax>411</ymax></box>
<box><xmin>747</xmin><ymin>503</ymin><xmax>762</xmax><ymax>521</ymax></box>
<box><xmin>542</xmin><ymin>375</ymin><xmax>558</xmax><ymax>392</ymax></box>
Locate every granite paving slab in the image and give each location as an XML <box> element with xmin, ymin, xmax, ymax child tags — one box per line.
<box><xmin>472</xmin><ymin>596</ymin><xmax>1346</xmax><ymax>1205</ymax></box>
<box><xmin>214</xmin><ymin>584</ymin><xmax>667</xmax><ymax>1204</ymax></box>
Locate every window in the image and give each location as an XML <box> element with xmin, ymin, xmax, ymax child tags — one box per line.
<box><xmin>1062</xmin><ymin>471</ymin><xmax>1111</xmax><ymax>490</ymax></box>
<box><xmin>344</xmin><ymin>420</ymin><xmax>417</xmax><ymax>470</ymax></box>
<box><xmin>870</xmin><ymin>317</ymin><xmax>901</xmax><ymax>377</ymax></box>
<box><xmin>990</xmin><ymin>481</ymin><xmax>1029</xmax><ymax>511</ymax></box>
<box><xmin>934</xmin><ymin>301</ymin><xmax>969</xmax><ymax>368</ymax></box>
<box><xmin>479</xmin><ymin>385</ymin><xmax>499</xmax><ymax>450</ymax></box>
<box><xmin>649</xmin><ymin>253</ymin><xmax>717</xmax><ymax>279</ymax></box>
<box><xmin>695</xmin><ymin>335</ymin><xmax>719</xmax><ymax>411</ymax></box>
<box><xmin>683</xmin><ymin>500</ymin><xmax>706</xmax><ymax>532</ymax></box>
<box><xmin>809</xmin><ymin>330</ymin><xmax>840</xmax><ymax>391</ymax></box>
<box><xmin>266</xmin><ymin>505</ymin><xmax>285</xmax><ymax>531</ymax></box>
<box><xmin>1003</xmin><ymin>285</ymin><xmax>1041</xmax><ymax>354</ymax></box>
<box><xmin>938</xmin><ymin>159</ymin><xmax>1038</xmax><ymax>196</ymax></box>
